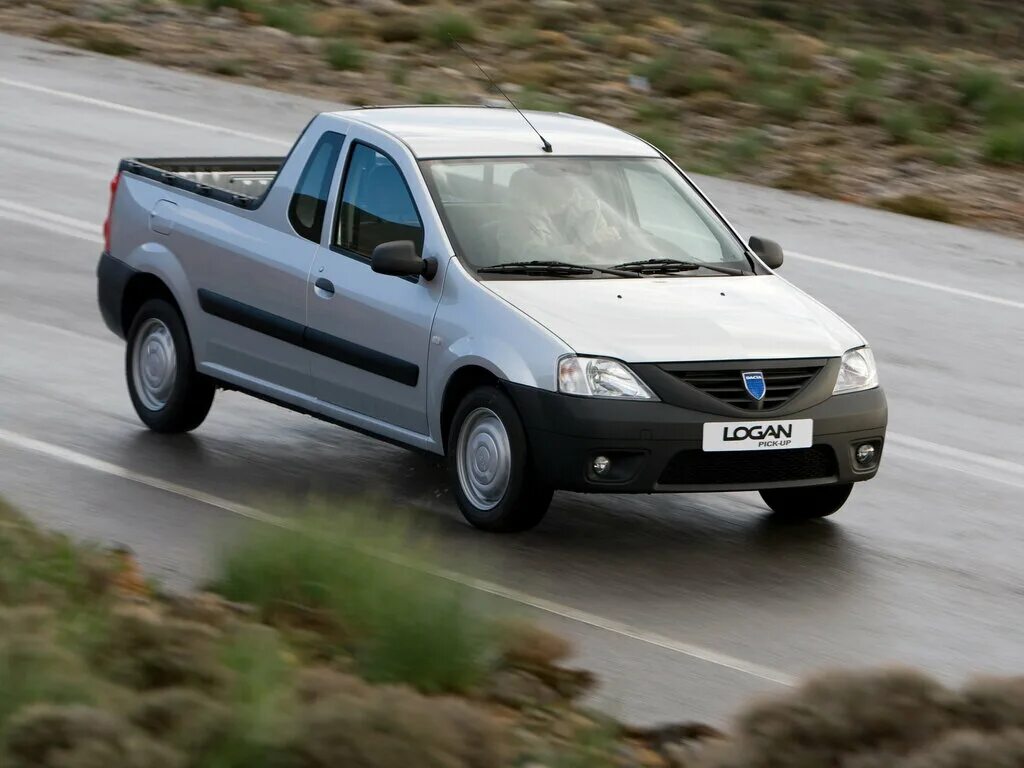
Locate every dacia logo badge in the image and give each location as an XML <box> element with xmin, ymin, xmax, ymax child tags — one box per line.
<box><xmin>742</xmin><ymin>371</ymin><xmax>766</xmax><ymax>401</ymax></box>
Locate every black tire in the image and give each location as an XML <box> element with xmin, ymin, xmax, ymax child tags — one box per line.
<box><xmin>759</xmin><ymin>483</ymin><xmax>853</xmax><ymax>521</ymax></box>
<box><xmin>125</xmin><ymin>298</ymin><xmax>214</xmax><ymax>433</ymax></box>
<box><xmin>447</xmin><ymin>385</ymin><xmax>553</xmax><ymax>532</ymax></box>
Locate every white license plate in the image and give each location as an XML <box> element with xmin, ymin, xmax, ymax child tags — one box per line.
<box><xmin>702</xmin><ymin>419</ymin><xmax>813</xmax><ymax>452</ymax></box>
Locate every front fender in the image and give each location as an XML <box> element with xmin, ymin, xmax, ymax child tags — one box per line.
<box><xmin>426</xmin><ymin>264</ymin><xmax>571</xmax><ymax>444</ymax></box>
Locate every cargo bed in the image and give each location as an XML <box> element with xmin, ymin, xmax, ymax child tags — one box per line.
<box><xmin>118</xmin><ymin>156</ymin><xmax>285</xmax><ymax>209</ymax></box>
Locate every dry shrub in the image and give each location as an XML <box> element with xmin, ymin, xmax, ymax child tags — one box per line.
<box><xmin>5</xmin><ymin>704</ymin><xmax>182</xmax><ymax>768</ymax></box>
<box><xmin>309</xmin><ymin>8</ymin><xmax>377</xmax><ymax>38</ymax></box>
<box><xmin>0</xmin><ymin>499</ymin><xmax>116</xmax><ymax>606</ymax></box>
<box><xmin>289</xmin><ymin>672</ymin><xmax>506</xmax><ymax>768</ymax></box>
<box><xmin>709</xmin><ymin>668</ymin><xmax>959</xmax><ymax>768</ymax></box>
<box><xmin>607</xmin><ymin>34</ymin><xmax>657</xmax><ymax>58</ymax></box>
<box><xmin>97</xmin><ymin>604</ymin><xmax>226</xmax><ymax>691</ymax></box>
<box><xmin>0</xmin><ymin>608</ymin><xmax>104</xmax><ymax>727</ymax></box>
<box><xmin>955</xmin><ymin>677</ymin><xmax>1024</xmax><ymax>731</ymax></box>
<box><xmin>130</xmin><ymin>688</ymin><xmax>231</xmax><ymax>755</ymax></box>
<box><xmin>702</xmin><ymin>669</ymin><xmax>1024</xmax><ymax>768</ymax></box>
<box><xmin>878</xmin><ymin>194</ymin><xmax>955</xmax><ymax>223</ymax></box>
<box><xmin>376</xmin><ymin>11</ymin><xmax>423</xmax><ymax>43</ymax></box>
<box><xmin>498</xmin><ymin>618</ymin><xmax>572</xmax><ymax>669</ymax></box>
<box><xmin>901</xmin><ymin>729</ymin><xmax>1024</xmax><ymax>768</ymax></box>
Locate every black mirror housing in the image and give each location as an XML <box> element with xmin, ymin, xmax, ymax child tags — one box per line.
<box><xmin>748</xmin><ymin>236</ymin><xmax>784</xmax><ymax>270</ymax></box>
<box><xmin>370</xmin><ymin>240</ymin><xmax>437</xmax><ymax>280</ymax></box>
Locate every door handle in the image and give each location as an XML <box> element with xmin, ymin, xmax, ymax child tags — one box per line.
<box><xmin>313</xmin><ymin>277</ymin><xmax>335</xmax><ymax>299</ymax></box>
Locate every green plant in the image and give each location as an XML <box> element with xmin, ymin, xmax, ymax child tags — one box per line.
<box><xmin>955</xmin><ymin>67</ymin><xmax>1005</xmax><ymax>109</ymax></box>
<box><xmin>850</xmin><ymin>49</ymin><xmax>889</xmax><ymax>80</ymax></box>
<box><xmin>881</xmin><ymin>106</ymin><xmax>924</xmax><ymax>143</ymax></box>
<box><xmin>703</xmin><ymin>25</ymin><xmax>773</xmax><ymax>60</ymax></box>
<box><xmin>982</xmin><ymin>86</ymin><xmax>1024</xmax><ymax>126</ymax></box>
<box><xmin>754</xmin><ymin>83</ymin><xmax>813</xmax><ymax>122</ymax></box>
<box><xmin>258</xmin><ymin>3</ymin><xmax>312</xmax><ymax>36</ymax></box>
<box><xmin>215</xmin><ymin>511</ymin><xmax>501</xmax><ymax>693</ymax></box>
<box><xmin>417</xmin><ymin>90</ymin><xmax>446</xmax><ymax>105</ymax></box>
<box><xmin>878</xmin><ymin>194</ymin><xmax>955</xmax><ymax>222</ymax></box>
<box><xmin>0</xmin><ymin>614</ymin><xmax>99</xmax><ymax>731</ymax></box>
<box><xmin>427</xmin><ymin>10</ymin><xmax>476</xmax><ymax>47</ymax></box>
<box><xmin>716</xmin><ymin>129</ymin><xmax>768</xmax><ymax>171</ymax></box>
<box><xmin>204</xmin><ymin>0</ymin><xmax>253</xmax><ymax>11</ymax></box>
<box><xmin>842</xmin><ymin>82</ymin><xmax>883</xmax><ymax>124</ymax></box>
<box><xmin>982</xmin><ymin>124</ymin><xmax>1024</xmax><ymax>165</ymax></box>
<box><xmin>210</xmin><ymin>60</ymin><xmax>245</xmax><ymax>77</ymax></box>
<box><xmin>324</xmin><ymin>40</ymin><xmax>363</xmax><ymax>71</ymax></box>
<box><xmin>80</xmin><ymin>32</ymin><xmax>140</xmax><ymax>57</ymax></box>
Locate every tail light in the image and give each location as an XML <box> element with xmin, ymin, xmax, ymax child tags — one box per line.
<box><xmin>103</xmin><ymin>172</ymin><xmax>121</xmax><ymax>253</ymax></box>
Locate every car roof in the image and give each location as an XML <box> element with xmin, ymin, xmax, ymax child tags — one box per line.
<box><xmin>331</xmin><ymin>105</ymin><xmax>660</xmax><ymax>159</ymax></box>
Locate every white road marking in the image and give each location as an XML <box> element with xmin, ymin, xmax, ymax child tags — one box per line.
<box><xmin>789</xmin><ymin>251</ymin><xmax>1024</xmax><ymax>311</ymax></box>
<box><xmin>886</xmin><ymin>434</ymin><xmax>1024</xmax><ymax>491</ymax></box>
<box><xmin>0</xmin><ymin>426</ymin><xmax>794</xmax><ymax>687</ymax></box>
<box><xmin>0</xmin><ymin>198</ymin><xmax>103</xmax><ymax>245</ymax></box>
<box><xmin>0</xmin><ymin>76</ymin><xmax>291</xmax><ymax>147</ymax></box>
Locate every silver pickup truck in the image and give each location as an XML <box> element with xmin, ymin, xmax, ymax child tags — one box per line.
<box><xmin>97</xmin><ymin>106</ymin><xmax>886</xmax><ymax>531</ymax></box>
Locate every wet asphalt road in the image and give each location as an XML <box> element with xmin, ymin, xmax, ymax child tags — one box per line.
<box><xmin>2</xmin><ymin>34</ymin><xmax>1024</xmax><ymax>726</ymax></box>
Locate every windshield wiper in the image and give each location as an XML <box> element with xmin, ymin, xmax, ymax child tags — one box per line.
<box><xmin>611</xmin><ymin>258</ymin><xmax>749</xmax><ymax>276</ymax></box>
<box><xmin>478</xmin><ymin>260</ymin><xmax>642</xmax><ymax>277</ymax></box>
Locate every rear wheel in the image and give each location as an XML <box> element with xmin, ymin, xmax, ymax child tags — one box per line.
<box><xmin>448</xmin><ymin>386</ymin><xmax>553</xmax><ymax>532</ymax></box>
<box><xmin>126</xmin><ymin>298</ymin><xmax>214</xmax><ymax>433</ymax></box>
<box><xmin>759</xmin><ymin>483</ymin><xmax>853</xmax><ymax>521</ymax></box>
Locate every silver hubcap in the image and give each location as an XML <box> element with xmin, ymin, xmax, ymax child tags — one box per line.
<box><xmin>456</xmin><ymin>407</ymin><xmax>512</xmax><ymax>511</ymax></box>
<box><xmin>132</xmin><ymin>318</ymin><xmax>177</xmax><ymax>411</ymax></box>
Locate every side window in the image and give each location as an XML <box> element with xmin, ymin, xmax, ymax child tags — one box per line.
<box><xmin>288</xmin><ymin>131</ymin><xmax>346</xmax><ymax>243</ymax></box>
<box><xmin>335</xmin><ymin>143</ymin><xmax>424</xmax><ymax>258</ymax></box>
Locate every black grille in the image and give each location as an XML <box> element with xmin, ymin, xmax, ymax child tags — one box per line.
<box><xmin>665</xmin><ymin>364</ymin><xmax>823</xmax><ymax>410</ymax></box>
<box><xmin>659</xmin><ymin>446</ymin><xmax>838</xmax><ymax>486</ymax></box>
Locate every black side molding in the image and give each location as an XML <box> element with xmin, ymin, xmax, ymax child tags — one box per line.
<box><xmin>197</xmin><ymin>289</ymin><xmax>419</xmax><ymax>387</ymax></box>
<box><xmin>198</xmin><ymin>289</ymin><xmax>304</xmax><ymax>347</ymax></box>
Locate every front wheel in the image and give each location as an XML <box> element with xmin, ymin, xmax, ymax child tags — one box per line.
<box><xmin>447</xmin><ymin>386</ymin><xmax>553</xmax><ymax>532</ymax></box>
<box><xmin>759</xmin><ymin>483</ymin><xmax>853</xmax><ymax>521</ymax></box>
<box><xmin>126</xmin><ymin>298</ymin><xmax>214</xmax><ymax>433</ymax></box>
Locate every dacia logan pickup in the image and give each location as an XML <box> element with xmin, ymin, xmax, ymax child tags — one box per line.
<box><xmin>97</xmin><ymin>106</ymin><xmax>887</xmax><ymax>531</ymax></box>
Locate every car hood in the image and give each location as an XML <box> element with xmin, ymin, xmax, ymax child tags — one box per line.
<box><xmin>484</xmin><ymin>275</ymin><xmax>864</xmax><ymax>363</ymax></box>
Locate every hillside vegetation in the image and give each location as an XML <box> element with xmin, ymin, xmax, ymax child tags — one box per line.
<box><xmin>2</xmin><ymin>0</ymin><xmax>1023</xmax><ymax>234</ymax></box>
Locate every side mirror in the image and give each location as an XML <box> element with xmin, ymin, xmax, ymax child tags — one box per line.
<box><xmin>370</xmin><ymin>240</ymin><xmax>437</xmax><ymax>281</ymax></box>
<box><xmin>748</xmin><ymin>236</ymin><xmax>784</xmax><ymax>270</ymax></box>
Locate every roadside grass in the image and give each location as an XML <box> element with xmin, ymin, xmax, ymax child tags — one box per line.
<box><xmin>214</xmin><ymin>505</ymin><xmax>502</xmax><ymax>693</ymax></box>
<box><xmin>80</xmin><ymin>30</ymin><xmax>140</xmax><ymax>57</ymax></box>
<box><xmin>983</xmin><ymin>124</ymin><xmax>1024</xmax><ymax>165</ymax></box>
<box><xmin>877</xmin><ymin>194</ymin><xmax>955</xmax><ymax>222</ymax></box>
<box><xmin>257</xmin><ymin>2</ymin><xmax>313</xmax><ymax>37</ymax></box>
<box><xmin>324</xmin><ymin>39</ymin><xmax>364</xmax><ymax>71</ymax></box>
<box><xmin>849</xmin><ymin>49</ymin><xmax>889</xmax><ymax>80</ymax></box>
<box><xmin>427</xmin><ymin>10</ymin><xmax>477</xmax><ymax>47</ymax></box>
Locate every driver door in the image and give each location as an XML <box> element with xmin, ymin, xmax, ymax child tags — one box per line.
<box><xmin>307</xmin><ymin>137</ymin><xmax>444</xmax><ymax>436</ymax></box>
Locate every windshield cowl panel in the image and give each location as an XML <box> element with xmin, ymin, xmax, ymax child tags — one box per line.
<box><xmin>421</xmin><ymin>156</ymin><xmax>753</xmax><ymax>279</ymax></box>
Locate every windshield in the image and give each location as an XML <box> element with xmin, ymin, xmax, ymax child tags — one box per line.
<box><xmin>421</xmin><ymin>156</ymin><xmax>751</xmax><ymax>275</ymax></box>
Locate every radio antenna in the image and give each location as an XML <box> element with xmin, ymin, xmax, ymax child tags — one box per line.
<box><xmin>449</xmin><ymin>37</ymin><xmax>553</xmax><ymax>153</ymax></box>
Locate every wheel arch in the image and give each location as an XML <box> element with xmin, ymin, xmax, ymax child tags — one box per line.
<box><xmin>439</xmin><ymin>364</ymin><xmax>505</xmax><ymax>454</ymax></box>
<box><xmin>121</xmin><ymin>272</ymin><xmax>181</xmax><ymax>337</ymax></box>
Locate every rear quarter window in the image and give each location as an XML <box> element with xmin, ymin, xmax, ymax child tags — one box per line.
<box><xmin>288</xmin><ymin>131</ymin><xmax>346</xmax><ymax>242</ymax></box>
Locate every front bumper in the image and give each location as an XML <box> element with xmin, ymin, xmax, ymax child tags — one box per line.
<box><xmin>507</xmin><ymin>383</ymin><xmax>887</xmax><ymax>493</ymax></box>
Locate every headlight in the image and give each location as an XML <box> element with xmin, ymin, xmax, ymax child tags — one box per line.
<box><xmin>833</xmin><ymin>346</ymin><xmax>878</xmax><ymax>394</ymax></box>
<box><xmin>558</xmin><ymin>355</ymin><xmax>656</xmax><ymax>400</ymax></box>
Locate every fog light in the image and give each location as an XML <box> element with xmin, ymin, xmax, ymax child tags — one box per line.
<box><xmin>592</xmin><ymin>455</ymin><xmax>611</xmax><ymax>475</ymax></box>
<box><xmin>855</xmin><ymin>443</ymin><xmax>877</xmax><ymax>466</ymax></box>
